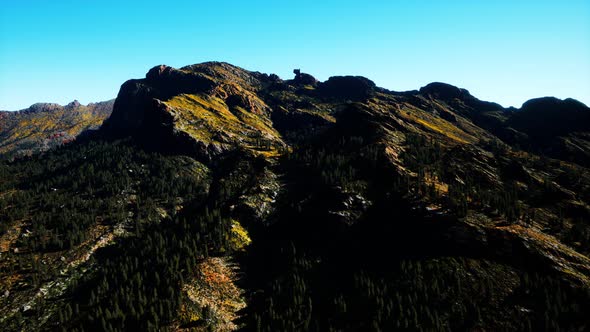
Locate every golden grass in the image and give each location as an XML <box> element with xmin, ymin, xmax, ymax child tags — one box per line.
<box><xmin>0</xmin><ymin>107</ymin><xmax>109</xmax><ymax>154</ymax></box>
<box><xmin>398</xmin><ymin>106</ymin><xmax>476</xmax><ymax>144</ymax></box>
<box><xmin>424</xmin><ymin>172</ymin><xmax>449</xmax><ymax>194</ymax></box>
<box><xmin>164</xmin><ymin>93</ymin><xmax>283</xmax><ymax>150</ymax></box>
<box><xmin>229</xmin><ymin>220</ymin><xmax>252</xmax><ymax>251</ymax></box>
<box><xmin>180</xmin><ymin>257</ymin><xmax>246</xmax><ymax>331</ymax></box>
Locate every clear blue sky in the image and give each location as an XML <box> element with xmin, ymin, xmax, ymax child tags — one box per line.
<box><xmin>1</xmin><ymin>0</ymin><xmax>589</xmax><ymax>110</ymax></box>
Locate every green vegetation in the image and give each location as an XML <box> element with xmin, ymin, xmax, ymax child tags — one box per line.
<box><xmin>0</xmin><ymin>139</ymin><xmax>265</xmax><ymax>331</ymax></box>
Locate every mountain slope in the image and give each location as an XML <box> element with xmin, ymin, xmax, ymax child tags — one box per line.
<box><xmin>1</xmin><ymin>62</ymin><xmax>589</xmax><ymax>331</ymax></box>
<box><xmin>0</xmin><ymin>100</ymin><xmax>114</xmax><ymax>158</ymax></box>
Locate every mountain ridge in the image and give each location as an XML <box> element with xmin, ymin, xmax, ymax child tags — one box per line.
<box><xmin>102</xmin><ymin>62</ymin><xmax>589</xmax><ymax>165</ymax></box>
<box><xmin>0</xmin><ymin>99</ymin><xmax>114</xmax><ymax>158</ymax></box>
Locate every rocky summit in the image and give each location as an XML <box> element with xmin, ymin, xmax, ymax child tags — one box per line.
<box><xmin>1</xmin><ymin>62</ymin><xmax>590</xmax><ymax>331</ymax></box>
<box><xmin>0</xmin><ymin>100</ymin><xmax>114</xmax><ymax>158</ymax></box>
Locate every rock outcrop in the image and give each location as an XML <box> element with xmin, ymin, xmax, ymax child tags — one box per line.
<box><xmin>318</xmin><ymin>75</ymin><xmax>376</xmax><ymax>100</ymax></box>
<box><xmin>102</xmin><ymin>62</ymin><xmax>284</xmax><ymax>161</ymax></box>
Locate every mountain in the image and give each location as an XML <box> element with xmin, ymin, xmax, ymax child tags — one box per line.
<box><xmin>413</xmin><ymin>83</ymin><xmax>590</xmax><ymax>163</ymax></box>
<box><xmin>1</xmin><ymin>62</ymin><xmax>589</xmax><ymax>331</ymax></box>
<box><xmin>0</xmin><ymin>99</ymin><xmax>114</xmax><ymax>158</ymax></box>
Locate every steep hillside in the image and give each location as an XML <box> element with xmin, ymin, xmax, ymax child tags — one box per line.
<box><xmin>1</xmin><ymin>62</ymin><xmax>589</xmax><ymax>331</ymax></box>
<box><xmin>0</xmin><ymin>100</ymin><xmax>114</xmax><ymax>158</ymax></box>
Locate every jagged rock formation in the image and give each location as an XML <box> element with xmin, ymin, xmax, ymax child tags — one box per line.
<box><xmin>103</xmin><ymin>63</ymin><xmax>284</xmax><ymax>160</ymax></box>
<box><xmin>0</xmin><ymin>100</ymin><xmax>114</xmax><ymax>157</ymax></box>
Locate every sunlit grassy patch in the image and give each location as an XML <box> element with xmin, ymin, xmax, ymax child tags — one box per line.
<box><xmin>164</xmin><ymin>93</ymin><xmax>282</xmax><ymax>149</ymax></box>
<box><xmin>229</xmin><ymin>219</ymin><xmax>252</xmax><ymax>251</ymax></box>
<box><xmin>399</xmin><ymin>107</ymin><xmax>476</xmax><ymax>144</ymax></box>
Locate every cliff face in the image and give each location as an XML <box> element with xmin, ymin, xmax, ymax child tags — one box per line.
<box><xmin>0</xmin><ymin>99</ymin><xmax>114</xmax><ymax>157</ymax></box>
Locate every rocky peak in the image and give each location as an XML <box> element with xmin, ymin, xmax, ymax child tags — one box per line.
<box><xmin>101</xmin><ymin>62</ymin><xmax>282</xmax><ymax>161</ymax></box>
<box><xmin>508</xmin><ymin>96</ymin><xmax>590</xmax><ymax>140</ymax></box>
<box><xmin>0</xmin><ymin>99</ymin><xmax>113</xmax><ymax>157</ymax></box>
<box><xmin>318</xmin><ymin>75</ymin><xmax>376</xmax><ymax>100</ymax></box>
<box><xmin>181</xmin><ymin>62</ymin><xmax>264</xmax><ymax>91</ymax></box>
<box><xmin>145</xmin><ymin>65</ymin><xmax>177</xmax><ymax>80</ymax></box>
<box><xmin>419</xmin><ymin>82</ymin><xmax>471</xmax><ymax>100</ymax></box>
<box><xmin>25</xmin><ymin>103</ymin><xmax>63</xmax><ymax>114</ymax></box>
<box><xmin>292</xmin><ymin>69</ymin><xmax>319</xmax><ymax>86</ymax></box>
<box><xmin>65</xmin><ymin>100</ymin><xmax>82</xmax><ymax>109</ymax></box>
<box><xmin>519</xmin><ymin>96</ymin><xmax>589</xmax><ymax>114</ymax></box>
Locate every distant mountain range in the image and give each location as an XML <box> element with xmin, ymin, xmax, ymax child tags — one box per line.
<box><xmin>0</xmin><ymin>99</ymin><xmax>114</xmax><ymax>158</ymax></box>
<box><xmin>1</xmin><ymin>62</ymin><xmax>589</xmax><ymax>331</ymax></box>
